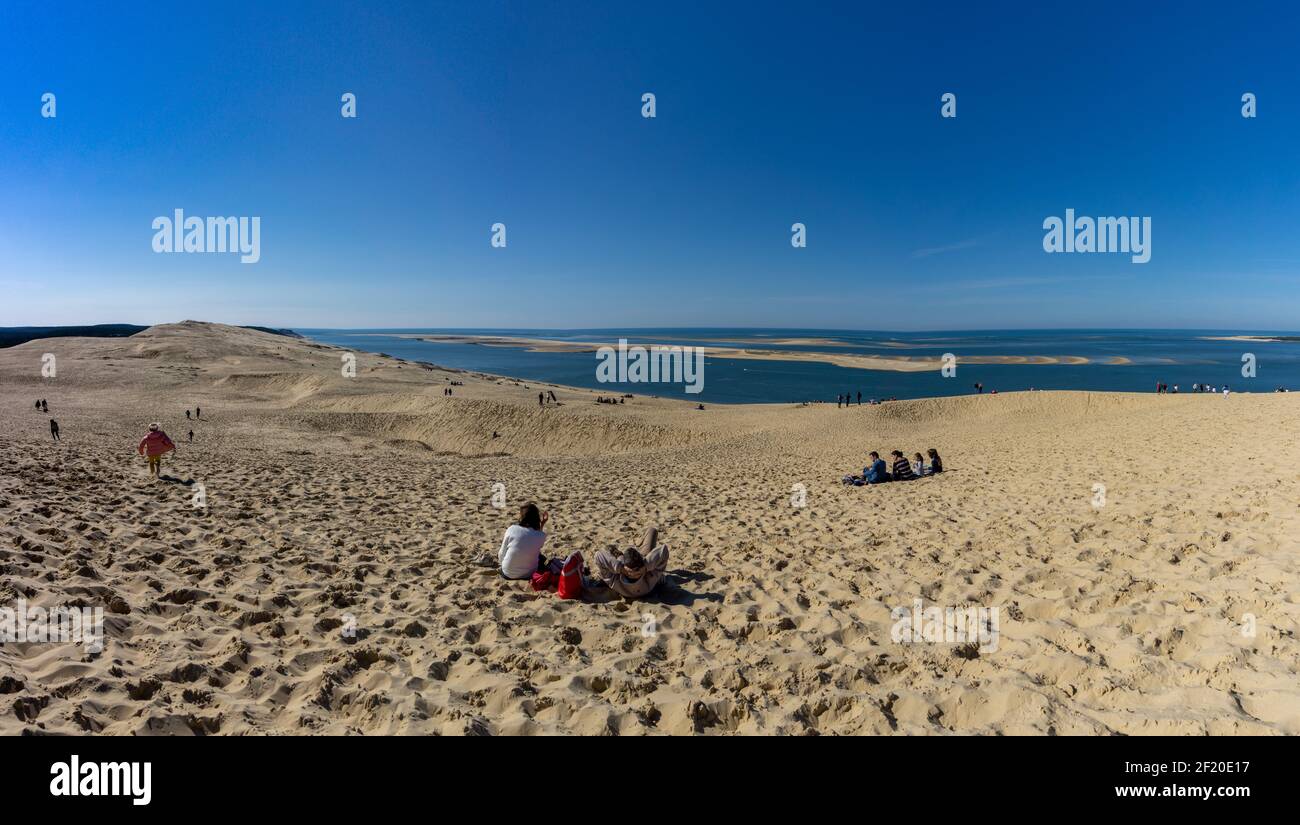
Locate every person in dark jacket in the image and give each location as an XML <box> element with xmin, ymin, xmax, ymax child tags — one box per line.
<box><xmin>927</xmin><ymin>448</ymin><xmax>944</xmax><ymax>474</ymax></box>
<box><xmin>890</xmin><ymin>450</ymin><xmax>915</xmax><ymax>481</ymax></box>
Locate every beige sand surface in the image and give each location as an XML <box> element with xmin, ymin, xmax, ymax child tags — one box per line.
<box><xmin>1</xmin><ymin>322</ymin><xmax>1297</xmax><ymax>735</ymax></box>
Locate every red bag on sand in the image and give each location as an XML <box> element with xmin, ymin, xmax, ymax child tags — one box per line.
<box><xmin>530</xmin><ymin>571</ymin><xmax>555</xmax><ymax>591</ymax></box>
<box><xmin>557</xmin><ymin>552</ymin><xmax>583</xmax><ymax>600</ymax></box>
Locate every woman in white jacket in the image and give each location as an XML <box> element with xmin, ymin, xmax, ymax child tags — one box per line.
<box><xmin>498</xmin><ymin>502</ymin><xmax>550</xmax><ymax>579</ymax></box>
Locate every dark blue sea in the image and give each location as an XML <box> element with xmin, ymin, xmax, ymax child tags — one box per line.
<box><xmin>296</xmin><ymin>328</ymin><xmax>1300</xmax><ymax>404</ymax></box>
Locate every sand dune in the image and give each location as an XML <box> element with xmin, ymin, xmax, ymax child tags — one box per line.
<box><xmin>1</xmin><ymin>322</ymin><xmax>1297</xmax><ymax>735</ymax></box>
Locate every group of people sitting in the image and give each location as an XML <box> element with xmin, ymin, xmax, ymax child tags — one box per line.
<box><xmin>497</xmin><ymin>503</ymin><xmax>669</xmax><ymax>599</ymax></box>
<box><xmin>843</xmin><ymin>448</ymin><xmax>943</xmax><ymax>485</ymax></box>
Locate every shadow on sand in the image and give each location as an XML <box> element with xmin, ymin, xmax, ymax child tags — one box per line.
<box><xmin>582</xmin><ymin>568</ymin><xmax>722</xmax><ymax>607</ymax></box>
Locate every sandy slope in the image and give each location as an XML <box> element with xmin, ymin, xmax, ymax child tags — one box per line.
<box><xmin>1</xmin><ymin>322</ymin><xmax>1297</xmax><ymax>735</ymax></box>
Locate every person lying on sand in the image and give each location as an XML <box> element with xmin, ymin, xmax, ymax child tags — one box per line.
<box><xmin>594</xmin><ymin>526</ymin><xmax>670</xmax><ymax>599</ymax></box>
<box><xmin>499</xmin><ymin>502</ymin><xmax>549</xmax><ymax>580</ymax></box>
<box><xmin>138</xmin><ymin>422</ymin><xmax>175</xmax><ymax>478</ymax></box>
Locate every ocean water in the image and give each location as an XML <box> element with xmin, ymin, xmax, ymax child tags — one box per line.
<box><xmin>297</xmin><ymin>328</ymin><xmax>1300</xmax><ymax>404</ymax></box>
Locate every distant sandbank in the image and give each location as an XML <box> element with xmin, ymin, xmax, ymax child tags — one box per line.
<box><xmin>356</xmin><ymin>333</ymin><xmax>1135</xmax><ymax>372</ymax></box>
<box><xmin>1200</xmin><ymin>335</ymin><xmax>1300</xmax><ymax>343</ymax></box>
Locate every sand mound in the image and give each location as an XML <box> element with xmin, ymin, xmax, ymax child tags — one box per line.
<box><xmin>297</xmin><ymin>399</ymin><xmax>714</xmax><ymax>457</ymax></box>
<box><xmin>214</xmin><ymin>373</ymin><xmax>329</xmax><ymax>405</ymax></box>
<box><xmin>2</xmin><ymin>320</ymin><xmax>1298</xmax><ymax>735</ymax></box>
<box><xmin>865</xmin><ymin>390</ymin><xmax>1165</xmax><ymax>425</ymax></box>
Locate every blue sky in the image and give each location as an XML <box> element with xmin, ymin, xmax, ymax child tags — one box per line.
<box><xmin>2</xmin><ymin>1</ymin><xmax>1298</xmax><ymax>330</ymax></box>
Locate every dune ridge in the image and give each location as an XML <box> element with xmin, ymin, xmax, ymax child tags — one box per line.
<box><xmin>1</xmin><ymin>322</ymin><xmax>1297</xmax><ymax>735</ymax></box>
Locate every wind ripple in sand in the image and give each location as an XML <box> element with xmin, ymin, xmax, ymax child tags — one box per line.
<box><xmin>1</xmin><ymin>322</ymin><xmax>1297</xmax><ymax>735</ymax></box>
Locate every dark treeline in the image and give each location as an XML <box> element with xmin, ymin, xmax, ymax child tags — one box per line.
<box><xmin>0</xmin><ymin>324</ymin><xmax>147</xmax><ymax>348</ymax></box>
<box><xmin>1</xmin><ymin>324</ymin><xmax>303</xmax><ymax>348</ymax></box>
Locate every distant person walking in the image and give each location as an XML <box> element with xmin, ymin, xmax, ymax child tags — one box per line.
<box><xmin>49</xmin><ymin>419</ymin><xmax>60</xmax><ymax>441</ymax></box>
<box><xmin>187</xmin><ymin>429</ymin><xmax>194</xmax><ymax>443</ymax></box>
<box><xmin>538</xmin><ymin>392</ymin><xmax>545</xmax><ymax>407</ymax></box>
<box><xmin>34</xmin><ymin>400</ymin><xmax>40</xmax><ymax>410</ymax></box>
<box><xmin>856</xmin><ymin>391</ymin><xmax>862</xmax><ymax>405</ymax></box>
<box><xmin>195</xmin><ymin>406</ymin><xmax>201</xmax><ymax>419</ymax></box>
<box><xmin>138</xmin><ymin>422</ymin><xmax>176</xmax><ymax>479</ymax></box>
<box><xmin>186</xmin><ymin>410</ymin><xmax>191</xmax><ymax>420</ymax></box>
<box><xmin>41</xmin><ymin>399</ymin><xmax>48</xmax><ymax>413</ymax></box>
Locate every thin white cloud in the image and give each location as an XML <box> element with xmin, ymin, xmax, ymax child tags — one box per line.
<box><xmin>950</xmin><ymin>276</ymin><xmax>1068</xmax><ymax>290</ymax></box>
<box><xmin>910</xmin><ymin>236</ymin><xmax>987</xmax><ymax>259</ymax></box>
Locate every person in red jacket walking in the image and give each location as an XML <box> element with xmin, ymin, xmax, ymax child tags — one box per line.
<box><xmin>138</xmin><ymin>422</ymin><xmax>175</xmax><ymax>478</ymax></box>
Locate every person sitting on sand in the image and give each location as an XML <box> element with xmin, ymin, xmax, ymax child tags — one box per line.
<box><xmin>138</xmin><ymin>422</ymin><xmax>175</xmax><ymax>478</ymax></box>
<box><xmin>594</xmin><ymin>526</ymin><xmax>670</xmax><ymax>599</ymax></box>
<box><xmin>845</xmin><ymin>451</ymin><xmax>889</xmax><ymax>485</ymax></box>
<box><xmin>864</xmin><ymin>451</ymin><xmax>889</xmax><ymax>483</ymax></box>
<box><xmin>911</xmin><ymin>452</ymin><xmax>926</xmax><ymax>477</ymax></box>
<box><xmin>498</xmin><ymin>502</ymin><xmax>549</xmax><ymax>580</ymax></box>
<box><xmin>926</xmin><ymin>448</ymin><xmax>943</xmax><ymax>474</ymax></box>
<box><xmin>890</xmin><ymin>450</ymin><xmax>915</xmax><ymax>481</ymax></box>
